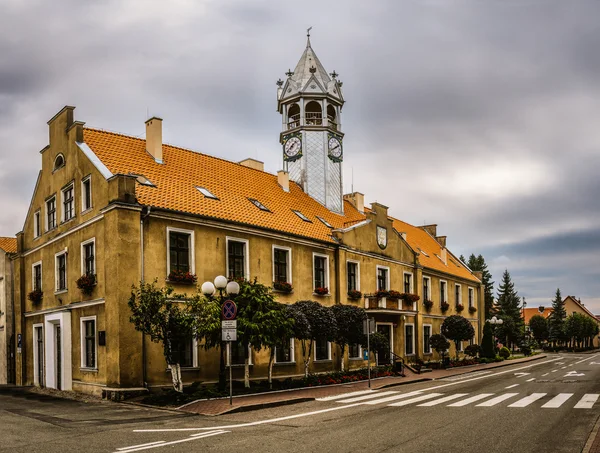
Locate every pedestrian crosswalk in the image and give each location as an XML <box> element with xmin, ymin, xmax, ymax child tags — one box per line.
<box><xmin>316</xmin><ymin>391</ymin><xmax>599</xmax><ymax>410</ymax></box>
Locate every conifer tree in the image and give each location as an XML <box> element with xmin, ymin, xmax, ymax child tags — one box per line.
<box><xmin>493</xmin><ymin>269</ymin><xmax>523</xmax><ymax>349</ymax></box>
<box><xmin>548</xmin><ymin>288</ymin><xmax>567</xmax><ymax>347</ymax></box>
<box><xmin>466</xmin><ymin>254</ymin><xmax>495</xmax><ymax>319</ymax></box>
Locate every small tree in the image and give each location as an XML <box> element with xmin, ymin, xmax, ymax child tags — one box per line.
<box><xmin>128</xmin><ymin>281</ymin><xmax>195</xmax><ymax>392</ymax></box>
<box><xmin>481</xmin><ymin>321</ymin><xmax>496</xmax><ymax>359</ymax></box>
<box><xmin>430</xmin><ymin>334</ymin><xmax>450</xmax><ymax>360</ymax></box>
<box><xmin>464</xmin><ymin>344</ymin><xmax>482</xmax><ymax>359</ymax></box>
<box><xmin>548</xmin><ymin>288</ymin><xmax>567</xmax><ymax>347</ymax></box>
<box><xmin>332</xmin><ymin>305</ymin><xmax>367</xmax><ymax>372</ymax></box>
<box><xmin>529</xmin><ymin>314</ymin><xmax>549</xmax><ymax>345</ymax></box>
<box><xmin>362</xmin><ymin>331</ymin><xmax>390</xmax><ymax>358</ymax></box>
<box><xmin>441</xmin><ymin>315</ymin><xmax>475</xmax><ymax>360</ymax></box>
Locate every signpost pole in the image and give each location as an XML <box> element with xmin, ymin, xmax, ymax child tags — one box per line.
<box><xmin>367</xmin><ymin>321</ymin><xmax>371</xmax><ymax>389</ymax></box>
<box><xmin>228</xmin><ymin>341</ymin><xmax>233</xmax><ymax>405</ymax></box>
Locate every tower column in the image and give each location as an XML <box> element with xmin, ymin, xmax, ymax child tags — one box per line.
<box><xmin>300</xmin><ymin>99</ymin><xmax>305</xmax><ymax>127</ymax></box>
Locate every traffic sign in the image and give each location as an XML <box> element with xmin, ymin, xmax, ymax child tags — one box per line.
<box><xmin>222</xmin><ymin>300</ymin><xmax>237</xmax><ymax>320</ymax></box>
<box><xmin>363</xmin><ymin>349</ymin><xmax>369</xmax><ymax>360</ymax></box>
<box><xmin>222</xmin><ymin>328</ymin><xmax>237</xmax><ymax>341</ymax></box>
<box><xmin>222</xmin><ymin>320</ymin><xmax>237</xmax><ymax>329</ymax></box>
<box><xmin>363</xmin><ymin>318</ymin><xmax>375</xmax><ymax>335</ymax></box>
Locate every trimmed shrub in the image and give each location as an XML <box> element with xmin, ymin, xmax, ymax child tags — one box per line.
<box><xmin>499</xmin><ymin>347</ymin><xmax>511</xmax><ymax>359</ymax></box>
<box><xmin>464</xmin><ymin>344</ymin><xmax>482</xmax><ymax>359</ymax></box>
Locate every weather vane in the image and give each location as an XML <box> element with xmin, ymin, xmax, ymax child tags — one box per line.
<box><xmin>307</xmin><ymin>26</ymin><xmax>312</xmax><ymax>38</ymax></box>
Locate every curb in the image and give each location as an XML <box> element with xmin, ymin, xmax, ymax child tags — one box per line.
<box><xmin>207</xmin><ymin>397</ymin><xmax>316</xmax><ymax>416</ymax></box>
<box><xmin>583</xmin><ymin>413</ymin><xmax>600</xmax><ymax>453</ymax></box>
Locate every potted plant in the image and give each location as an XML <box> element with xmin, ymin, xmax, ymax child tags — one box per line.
<box><xmin>423</xmin><ymin>299</ymin><xmax>434</xmax><ymax>311</ymax></box>
<box><xmin>167</xmin><ymin>270</ymin><xmax>198</xmax><ymax>285</ymax></box>
<box><xmin>441</xmin><ymin>301</ymin><xmax>450</xmax><ymax>312</ymax></box>
<box><xmin>76</xmin><ymin>273</ymin><xmax>97</xmax><ymax>296</ymax></box>
<box><xmin>273</xmin><ymin>281</ymin><xmax>293</xmax><ymax>293</ymax></box>
<box><xmin>375</xmin><ymin>289</ymin><xmax>390</xmax><ymax>299</ymax></box>
<box><xmin>401</xmin><ymin>293</ymin><xmax>420</xmax><ymax>303</ymax></box>
<box><xmin>314</xmin><ymin>287</ymin><xmax>329</xmax><ymax>296</ymax></box>
<box><xmin>456</xmin><ymin>303</ymin><xmax>465</xmax><ymax>312</ymax></box>
<box><xmin>347</xmin><ymin>289</ymin><xmax>362</xmax><ymax>300</ymax></box>
<box><xmin>27</xmin><ymin>289</ymin><xmax>43</xmax><ymax>304</ymax></box>
<box><xmin>468</xmin><ymin>305</ymin><xmax>477</xmax><ymax>314</ymax></box>
<box><xmin>387</xmin><ymin>290</ymin><xmax>402</xmax><ymax>300</ymax></box>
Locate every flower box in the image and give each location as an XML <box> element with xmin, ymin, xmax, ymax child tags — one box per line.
<box><xmin>167</xmin><ymin>270</ymin><xmax>197</xmax><ymax>285</ymax></box>
<box><xmin>400</xmin><ymin>293</ymin><xmax>420</xmax><ymax>303</ymax></box>
<box><xmin>468</xmin><ymin>306</ymin><xmax>477</xmax><ymax>314</ymax></box>
<box><xmin>456</xmin><ymin>303</ymin><xmax>465</xmax><ymax>312</ymax></box>
<box><xmin>441</xmin><ymin>301</ymin><xmax>450</xmax><ymax>312</ymax></box>
<box><xmin>314</xmin><ymin>287</ymin><xmax>329</xmax><ymax>296</ymax></box>
<box><xmin>367</xmin><ymin>299</ymin><xmax>379</xmax><ymax>309</ymax></box>
<box><xmin>347</xmin><ymin>290</ymin><xmax>362</xmax><ymax>300</ymax></box>
<box><xmin>375</xmin><ymin>290</ymin><xmax>390</xmax><ymax>299</ymax></box>
<box><xmin>76</xmin><ymin>273</ymin><xmax>97</xmax><ymax>296</ymax></box>
<box><xmin>28</xmin><ymin>289</ymin><xmax>43</xmax><ymax>304</ymax></box>
<box><xmin>386</xmin><ymin>299</ymin><xmax>399</xmax><ymax>310</ymax></box>
<box><xmin>273</xmin><ymin>281</ymin><xmax>293</xmax><ymax>293</ymax></box>
<box><xmin>423</xmin><ymin>300</ymin><xmax>434</xmax><ymax>311</ymax></box>
<box><xmin>387</xmin><ymin>290</ymin><xmax>402</xmax><ymax>300</ymax></box>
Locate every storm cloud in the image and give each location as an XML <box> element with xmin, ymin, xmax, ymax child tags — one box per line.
<box><xmin>1</xmin><ymin>0</ymin><xmax>599</xmax><ymax>311</ymax></box>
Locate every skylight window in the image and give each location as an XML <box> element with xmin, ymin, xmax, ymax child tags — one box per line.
<box><xmin>292</xmin><ymin>210</ymin><xmax>311</xmax><ymax>222</ymax></box>
<box><xmin>418</xmin><ymin>248</ymin><xmax>429</xmax><ymax>257</ymax></box>
<box><xmin>196</xmin><ymin>186</ymin><xmax>218</xmax><ymax>200</ymax></box>
<box><xmin>316</xmin><ymin>216</ymin><xmax>333</xmax><ymax>228</ymax></box>
<box><xmin>248</xmin><ymin>198</ymin><xmax>270</xmax><ymax>212</ymax></box>
<box><xmin>131</xmin><ymin>174</ymin><xmax>155</xmax><ymax>187</ymax></box>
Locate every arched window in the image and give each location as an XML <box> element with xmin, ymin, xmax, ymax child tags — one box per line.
<box><xmin>287</xmin><ymin>103</ymin><xmax>300</xmax><ymax>129</ymax></box>
<box><xmin>53</xmin><ymin>154</ymin><xmax>65</xmax><ymax>171</ymax></box>
<box><xmin>327</xmin><ymin>105</ymin><xmax>337</xmax><ymax>130</ymax></box>
<box><xmin>305</xmin><ymin>101</ymin><xmax>322</xmax><ymax>126</ymax></box>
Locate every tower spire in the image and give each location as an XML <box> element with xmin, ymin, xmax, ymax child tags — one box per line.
<box><xmin>306</xmin><ymin>26</ymin><xmax>312</xmax><ymax>47</ymax></box>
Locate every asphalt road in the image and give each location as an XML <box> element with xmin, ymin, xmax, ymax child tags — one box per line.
<box><xmin>1</xmin><ymin>353</ymin><xmax>599</xmax><ymax>453</ymax></box>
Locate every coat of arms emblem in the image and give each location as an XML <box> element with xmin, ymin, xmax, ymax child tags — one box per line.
<box><xmin>377</xmin><ymin>226</ymin><xmax>387</xmax><ymax>249</ymax></box>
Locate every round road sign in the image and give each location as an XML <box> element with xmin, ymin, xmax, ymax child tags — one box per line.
<box><xmin>222</xmin><ymin>300</ymin><xmax>237</xmax><ymax>320</ymax></box>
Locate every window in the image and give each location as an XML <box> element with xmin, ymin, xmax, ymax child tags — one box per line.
<box><xmin>34</xmin><ymin>210</ymin><xmax>41</xmax><ymax>238</ymax></box>
<box><xmin>131</xmin><ymin>174</ymin><xmax>155</xmax><ymax>186</ymax></box>
<box><xmin>440</xmin><ymin>280</ymin><xmax>447</xmax><ymax>305</ymax></box>
<box><xmin>377</xmin><ymin>266</ymin><xmax>388</xmax><ymax>291</ymax></box>
<box><xmin>423</xmin><ymin>325</ymin><xmax>432</xmax><ymax>354</ymax></box>
<box><xmin>230</xmin><ymin>341</ymin><xmax>249</xmax><ymax>365</ymax></box>
<box><xmin>81</xmin><ymin>239</ymin><xmax>95</xmax><ymax>275</ymax></box>
<box><xmin>53</xmin><ymin>154</ymin><xmax>65</xmax><ymax>171</ymax></box>
<box><xmin>174</xmin><ymin>337</ymin><xmax>194</xmax><ymax>368</ymax></box>
<box><xmin>292</xmin><ymin>210</ymin><xmax>311</xmax><ymax>222</ymax></box>
<box><xmin>62</xmin><ymin>183</ymin><xmax>74</xmax><ymax>222</ymax></box>
<box><xmin>46</xmin><ymin>196</ymin><xmax>56</xmax><ymax>231</ymax></box>
<box><xmin>55</xmin><ymin>251</ymin><xmax>67</xmax><ymax>292</ymax></box>
<box><xmin>468</xmin><ymin>287</ymin><xmax>475</xmax><ymax>307</ymax></box>
<box><xmin>168</xmin><ymin>228</ymin><xmax>194</xmax><ymax>274</ymax></box>
<box><xmin>32</xmin><ymin>262</ymin><xmax>42</xmax><ymax>291</ymax></box>
<box><xmin>347</xmin><ymin>261</ymin><xmax>359</xmax><ymax>291</ymax></box>
<box><xmin>314</xmin><ymin>339</ymin><xmax>330</xmax><ymax>361</ymax></box>
<box><xmin>248</xmin><ymin>198</ymin><xmax>270</xmax><ymax>212</ymax></box>
<box><xmin>455</xmin><ymin>284</ymin><xmax>462</xmax><ymax>305</ymax></box>
<box><xmin>423</xmin><ymin>277</ymin><xmax>430</xmax><ymax>300</ymax></box>
<box><xmin>404</xmin><ymin>273</ymin><xmax>412</xmax><ymax>293</ymax></box>
<box><xmin>405</xmin><ymin>324</ymin><xmax>414</xmax><ymax>355</ymax></box>
<box><xmin>275</xmin><ymin>338</ymin><xmax>295</xmax><ymax>363</ymax></box>
<box><xmin>316</xmin><ymin>216</ymin><xmax>333</xmax><ymax>228</ymax></box>
<box><xmin>273</xmin><ymin>247</ymin><xmax>290</xmax><ymax>283</ymax></box>
<box><xmin>349</xmin><ymin>343</ymin><xmax>362</xmax><ymax>359</ymax></box>
<box><xmin>227</xmin><ymin>239</ymin><xmax>247</xmax><ymax>279</ymax></box>
<box><xmin>80</xmin><ymin>317</ymin><xmax>97</xmax><ymax>369</ymax></box>
<box><xmin>81</xmin><ymin>176</ymin><xmax>92</xmax><ymax>211</ymax></box>
<box><xmin>196</xmin><ymin>186</ymin><xmax>218</xmax><ymax>200</ymax></box>
<box><xmin>313</xmin><ymin>254</ymin><xmax>328</xmax><ymax>290</ymax></box>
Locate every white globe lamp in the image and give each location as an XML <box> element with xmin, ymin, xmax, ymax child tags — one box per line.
<box><xmin>226</xmin><ymin>281</ymin><xmax>240</xmax><ymax>296</ymax></box>
<box><xmin>214</xmin><ymin>275</ymin><xmax>228</xmax><ymax>290</ymax></box>
<box><xmin>201</xmin><ymin>281</ymin><xmax>215</xmax><ymax>296</ymax></box>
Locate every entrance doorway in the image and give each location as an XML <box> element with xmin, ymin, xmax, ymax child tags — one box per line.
<box><xmin>33</xmin><ymin>325</ymin><xmax>44</xmax><ymax>386</ymax></box>
<box><xmin>376</xmin><ymin>324</ymin><xmax>393</xmax><ymax>365</ymax></box>
<box><xmin>55</xmin><ymin>325</ymin><xmax>62</xmax><ymax>390</ymax></box>
<box><xmin>43</xmin><ymin>311</ymin><xmax>72</xmax><ymax>391</ymax></box>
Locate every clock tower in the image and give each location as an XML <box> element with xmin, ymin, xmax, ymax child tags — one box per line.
<box><xmin>277</xmin><ymin>31</ymin><xmax>345</xmax><ymax>214</ymax></box>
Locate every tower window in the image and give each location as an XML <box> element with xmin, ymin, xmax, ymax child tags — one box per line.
<box><xmin>53</xmin><ymin>154</ymin><xmax>65</xmax><ymax>171</ymax></box>
<box><xmin>287</xmin><ymin>103</ymin><xmax>300</xmax><ymax>130</ymax></box>
<box><xmin>305</xmin><ymin>101</ymin><xmax>322</xmax><ymax>126</ymax></box>
<box><xmin>292</xmin><ymin>210</ymin><xmax>311</xmax><ymax>222</ymax></box>
<box><xmin>248</xmin><ymin>198</ymin><xmax>270</xmax><ymax>212</ymax></box>
<box><xmin>327</xmin><ymin>105</ymin><xmax>337</xmax><ymax>130</ymax></box>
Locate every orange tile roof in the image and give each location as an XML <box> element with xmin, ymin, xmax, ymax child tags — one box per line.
<box><xmin>523</xmin><ymin>307</ymin><xmax>552</xmax><ymax>324</ymax></box>
<box><xmin>84</xmin><ymin>128</ymin><xmax>365</xmax><ymax>243</ymax></box>
<box><xmin>0</xmin><ymin>237</ymin><xmax>17</xmax><ymax>253</ymax></box>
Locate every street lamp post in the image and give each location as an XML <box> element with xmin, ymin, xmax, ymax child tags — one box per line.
<box><xmin>201</xmin><ymin>276</ymin><xmax>240</xmax><ymax>393</ymax></box>
<box><xmin>488</xmin><ymin>316</ymin><xmax>504</xmax><ymax>349</ymax></box>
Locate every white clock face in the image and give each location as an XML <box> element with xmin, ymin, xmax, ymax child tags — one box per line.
<box><xmin>328</xmin><ymin>137</ymin><xmax>342</xmax><ymax>158</ymax></box>
<box><xmin>284</xmin><ymin>137</ymin><xmax>302</xmax><ymax>157</ymax></box>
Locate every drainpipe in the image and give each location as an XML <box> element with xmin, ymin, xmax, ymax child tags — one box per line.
<box><xmin>140</xmin><ymin>206</ymin><xmax>151</xmax><ymax>388</ymax></box>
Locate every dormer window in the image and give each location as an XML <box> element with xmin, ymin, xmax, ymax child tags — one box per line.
<box><xmin>53</xmin><ymin>154</ymin><xmax>65</xmax><ymax>171</ymax></box>
<box><xmin>196</xmin><ymin>186</ymin><xmax>218</xmax><ymax>200</ymax></box>
<box><xmin>316</xmin><ymin>216</ymin><xmax>333</xmax><ymax>228</ymax></box>
<box><xmin>248</xmin><ymin>198</ymin><xmax>270</xmax><ymax>212</ymax></box>
<box><xmin>131</xmin><ymin>174</ymin><xmax>155</xmax><ymax>187</ymax></box>
<box><xmin>292</xmin><ymin>210</ymin><xmax>311</xmax><ymax>222</ymax></box>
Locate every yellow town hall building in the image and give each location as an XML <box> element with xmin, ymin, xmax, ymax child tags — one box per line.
<box><xmin>12</xmin><ymin>37</ymin><xmax>484</xmax><ymax>396</ymax></box>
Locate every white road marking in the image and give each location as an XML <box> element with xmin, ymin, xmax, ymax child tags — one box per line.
<box><xmin>476</xmin><ymin>393</ymin><xmax>519</xmax><ymax>407</ymax></box>
<box><xmin>541</xmin><ymin>373</ymin><xmax>549</xmax><ymax>376</ymax></box>
<box><xmin>589</xmin><ymin>362</ymin><xmax>600</xmax><ymax>365</ymax></box>
<box><xmin>551</xmin><ymin>370</ymin><xmax>558</xmax><ymax>373</ymax></box>
<box><xmin>575</xmin><ymin>354</ymin><xmax>600</xmax><ymax>365</ymax></box>
<box><xmin>505</xmin><ymin>384</ymin><xmax>519</xmax><ymax>389</ymax></box>
<box><xmin>542</xmin><ymin>393</ymin><xmax>574</xmax><ymax>408</ymax></box>
<box><xmin>574</xmin><ymin>394</ymin><xmax>599</xmax><ymax>409</ymax></box>
<box><xmin>441</xmin><ymin>370</ymin><xmax>492</xmax><ymax>381</ymax></box>
<box><xmin>448</xmin><ymin>393</ymin><xmax>495</xmax><ymax>407</ymax></box>
<box><xmin>388</xmin><ymin>393</ymin><xmax>443</xmax><ymax>407</ymax></box>
<box><xmin>418</xmin><ymin>394</ymin><xmax>469</xmax><ymax>407</ymax></box>
<box><xmin>561</xmin><ymin>367</ymin><xmax>567</xmax><ymax>370</ymax></box>
<box><xmin>514</xmin><ymin>372</ymin><xmax>531</xmax><ymax>377</ymax></box>
<box><xmin>508</xmin><ymin>393</ymin><xmax>547</xmax><ymax>408</ymax></box>
<box><xmin>117</xmin><ymin>442</ymin><xmax>166</xmax><ymax>451</ymax></box>
<box><xmin>114</xmin><ymin>431</ymin><xmax>229</xmax><ymax>452</ymax></box>
<box><xmin>336</xmin><ymin>390</ymin><xmax>398</xmax><ymax>403</ymax></box>
<box><xmin>564</xmin><ymin>371</ymin><xmax>585</xmax><ymax>377</ymax></box>
<box><xmin>526</xmin><ymin>378</ymin><xmax>535</xmax><ymax>382</ymax></box>
<box><xmin>134</xmin><ymin>358</ymin><xmax>563</xmax><ymax>433</ymax></box>
<box><xmin>316</xmin><ymin>390</ymin><xmax>376</xmax><ymax>401</ymax></box>
<box><xmin>362</xmin><ymin>391</ymin><xmax>423</xmax><ymax>405</ymax></box>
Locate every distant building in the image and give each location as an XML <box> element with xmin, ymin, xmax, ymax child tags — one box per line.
<box><xmin>0</xmin><ymin>236</ymin><xmax>16</xmax><ymax>384</ymax></box>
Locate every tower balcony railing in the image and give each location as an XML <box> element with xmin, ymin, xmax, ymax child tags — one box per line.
<box><xmin>287</xmin><ymin>114</ymin><xmax>300</xmax><ymax>130</ymax></box>
<box><xmin>286</xmin><ymin>113</ymin><xmax>338</xmax><ymax>130</ymax></box>
<box><xmin>305</xmin><ymin>112</ymin><xmax>323</xmax><ymax>126</ymax></box>
<box><xmin>328</xmin><ymin>115</ymin><xmax>338</xmax><ymax>131</ymax></box>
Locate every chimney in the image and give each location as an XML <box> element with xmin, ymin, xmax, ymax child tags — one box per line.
<box><xmin>343</xmin><ymin>192</ymin><xmax>365</xmax><ymax>213</ymax></box>
<box><xmin>277</xmin><ymin>170</ymin><xmax>289</xmax><ymax>192</ymax></box>
<box><xmin>145</xmin><ymin>117</ymin><xmax>163</xmax><ymax>163</ymax></box>
<box><xmin>239</xmin><ymin>158</ymin><xmax>264</xmax><ymax>171</ymax></box>
<box><xmin>435</xmin><ymin>236</ymin><xmax>447</xmax><ymax>247</ymax></box>
<box><xmin>473</xmin><ymin>271</ymin><xmax>483</xmax><ymax>281</ymax></box>
<box><xmin>420</xmin><ymin>224</ymin><xmax>437</xmax><ymax>237</ymax></box>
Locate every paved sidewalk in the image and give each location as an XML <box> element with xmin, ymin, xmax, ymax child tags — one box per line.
<box><xmin>180</xmin><ymin>355</ymin><xmax>546</xmax><ymax>416</ymax></box>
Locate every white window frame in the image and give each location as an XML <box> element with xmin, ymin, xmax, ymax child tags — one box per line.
<box><xmin>312</xmin><ymin>252</ymin><xmax>330</xmax><ymax>292</ymax></box>
<box><xmin>346</xmin><ymin>259</ymin><xmax>361</xmax><ymax>292</ymax></box>
<box><xmin>376</xmin><ymin>265</ymin><xmax>390</xmax><ymax>308</ymax></box>
<box><xmin>439</xmin><ymin>279</ymin><xmax>447</xmax><ymax>306</ymax></box>
<box><xmin>348</xmin><ymin>342</ymin><xmax>363</xmax><ymax>360</ymax></box>
<box><xmin>81</xmin><ymin>175</ymin><xmax>92</xmax><ymax>212</ymax></box>
<box><xmin>80</xmin><ymin>315</ymin><xmax>98</xmax><ymax>370</ymax></box>
<box><xmin>455</xmin><ymin>283</ymin><xmax>462</xmax><ymax>306</ymax></box>
<box><xmin>182</xmin><ymin>338</ymin><xmax>199</xmax><ymax>368</ymax></box>
<box><xmin>34</xmin><ymin>210</ymin><xmax>41</xmax><ymax>239</ymax></box>
<box><xmin>405</xmin><ymin>323</ymin><xmax>415</xmax><ymax>356</ymax></box>
<box><xmin>167</xmin><ymin>227</ymin><xmax>196</xmax><ymax>275</ymax></box>
<box><xmin>313</xmin><ymin>339</ymin><xmax>332</xmax><ymax>361</ymax></box>
<box><xmin>229</xmin><ymin>342</ymin><xmax>253</xmax><ymax>366</ymax></box>
<box><xmin>54</xmin><ymin>249</ymin><xmax>68</xmax><ymax>293</ymax></box>
<box><xmin>403</xmin><ymin>271</ymin><xmax>414</xmax><ymax>293</ymax></box>
<box><xmin>272</xmin><ymin>245</ymin><xmax>292</xmax><ymax>284</ymax></box>
<box><xmin>80</xmin><ymin>237</ymin><xmax>96</xmax><ymax>276</ymax></box>
<box><xmin>225</xmin><ymin>236</ymin><xmax>249</xmax><ymax>280</ymax></box>
<box><xmin>61</xmin><ymin>181</ymin><xmax>75</xmax><ymax>223</ymax></box>
<box><xmin>274</xmin><ymin>338</ymin><xmax>295</xmax><ymax>364</ymax></box>
<box><xmin>45</xmin><ymin>195</ymin><xmax>57</xmax><ymax>231</ymax></box>
<box><xmin>468</xmin><ymin>287</ymin><xmax>475</xmax><ymax>308</ymax></box>
<box><xmin>33</xmin><ymin>323</ymin><xmax>44</xmax><ymax>386</ymax></box>
<box><xmin>422</xmin><ymin>276</ymin><xmax>431</xmax><ymax>301</ymax></box>
<box><xmin>31</xmin><ymin>261</ymin><xmax>42</xmax><ymax>291</ymax></box>
<box><xmin>423</xmin><ymin>324</ymin><xmax>432</xmax><ymax>354</ymax></box>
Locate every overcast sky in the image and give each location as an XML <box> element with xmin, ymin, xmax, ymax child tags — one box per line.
<box><xmin>1</xmin><ymin>0</ymin><xmax>599</xmax><ymax>312</ymax></box>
